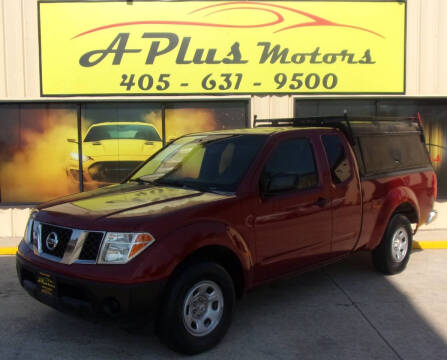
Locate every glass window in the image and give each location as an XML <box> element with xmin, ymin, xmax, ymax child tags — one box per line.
<box><xmin>322</xmin><ymin>135</ymin><xmax>352</xmax><ymax>184</ymax></box>
<box><xmin>165</xmin><ymin>101</ymin><xmax>247</xmax><ymax>142</ymax></box>
<box><xmin>79</xmin><ymin>103</ymin><xmax>163</xmax><ymax>189</ymax></box>
<box><xmin>84</xmin><ymin>123</ymin><xmax>161</xmax><ymax>142</ymax></box>
<box><xmin>80</xmin><ymin>101</ymin><xmax>247</xmax><ymax>191</ymax></box>
<box><xmin>295</xmin><ymin>99</ymin><xmax>376</xmax><ymax>117</ymax></box>
<box><xmin>0</xmin><ymin>103</ymin><xmax>78</xmax><ymax>203</ymax></box>
<box><xmin>359</xmin><ymin>134</ymin><xmax>430</xmax><ymax>175</ymax></box>
<box><xmin>295</xmin><ymin>98</ymin><xmax>447</xmax><ymax>197</ymax></box>
<box><xmin>0</xmin><ymin>100</ymin><xmax>248</xmax><ymax>203</ymax></box>
<box><xmin>263</xmin><ymin>138</ymin><xmax>318</xmax><ymax>191</ymax></box>
<box><xmin>132</xmin><ymin>134</ymin><xmax>266</xmax><ymax>193</ymax></box>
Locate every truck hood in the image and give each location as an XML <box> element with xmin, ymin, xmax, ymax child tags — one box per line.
<box><xmin>37</xmin><ymin>183</ymin><xmax>232</xmax><ymax>225</ymax></box>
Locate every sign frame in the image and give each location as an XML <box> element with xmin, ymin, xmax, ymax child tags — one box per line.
<box><xmin>38</xmin><ymin>0</ymin><xmax>407</xmax><ymax>97</ymax></box>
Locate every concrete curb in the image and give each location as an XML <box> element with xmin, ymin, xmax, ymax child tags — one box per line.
<box><xmin>1</xmin><ymin>241</ymin><xmax>447</xmax><ymax>256</ymax></box>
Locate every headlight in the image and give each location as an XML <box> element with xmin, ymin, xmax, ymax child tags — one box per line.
<box><xmin>98</xmin><ymin>232</ymin><xmax>155</xmax><ymax>264</ymax></box>
<box><xmin>70</xmin><ymin>152</ymin><xmax>91</xmax><ymax>162</ymax></box>
<box><xmin>23</xmin><ymin>210</ymin><xmax>38</xmax><ymax>248</ymax></box>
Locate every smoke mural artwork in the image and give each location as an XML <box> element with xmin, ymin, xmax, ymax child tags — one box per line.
<box><xmin>0</xmin><ymin>105</ymin><xmax>78</xmax><ymax>203</ymax></box>
<box><xmin>0</xmin><ymin>102</ymin><xmax>247</xmax><ymax>203</ymax></box>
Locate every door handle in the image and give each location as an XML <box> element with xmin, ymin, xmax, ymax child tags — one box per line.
<box><xmin>315</xmin><ymin>197</ymin><xmax>330</xmax><ymax>208</ymax></box>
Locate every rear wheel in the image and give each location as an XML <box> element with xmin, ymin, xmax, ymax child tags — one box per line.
<box><xmin>157</xmin><ymin>262</ymin><xmax>235</xmax><ymax>354</ymax></box>
<box><xmin>372</xmin><ymin>214</ymin><xmax>412</xmax><ymax>275</ymax></box>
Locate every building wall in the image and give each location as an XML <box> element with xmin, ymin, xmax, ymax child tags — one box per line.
<box><xmin>1</xmin><ymin>0</ymin><xmax>447</xmax><ymax>101</ymax></box>
<box><xmin>1</xmin><ymin>0</ymin><xmax>447</xmax><ymax>237</ymax></box>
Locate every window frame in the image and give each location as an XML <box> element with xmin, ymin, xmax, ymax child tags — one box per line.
<box><xmin>259</xmin><ymin>135</ymin><xmax>321</xmax><ymax>196</ymax></box>
<box><xmin>321</xmin><ymin>133</ymin><xmax>354</xmax><ymax>186</ymax></box>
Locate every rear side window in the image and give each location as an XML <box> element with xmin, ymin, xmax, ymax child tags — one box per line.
<box><xmin>263</xmin><ymin>138</ymin><xmax>318</xmax><ymax>190</ymax></box>
<box><xmin>322</xmin><ymin>135</ymin><xmax>352</xmax><ymax>184</ymax></box>
<box><xmin>359</xmin><ymin>134</ymin><xmax>430</xmax><ymax>175</ymax></box>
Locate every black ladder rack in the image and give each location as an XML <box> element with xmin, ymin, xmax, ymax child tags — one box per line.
<box><xmin>253</xmin><ymin>115</ymin><xmax>425</xmax><ymax>145</ymax></box>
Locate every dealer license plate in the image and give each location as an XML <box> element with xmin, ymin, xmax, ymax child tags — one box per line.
<box><xmin>37</xmin><ymin>272</ymin><xmax>57</xmax><ymax>297</ymax></box>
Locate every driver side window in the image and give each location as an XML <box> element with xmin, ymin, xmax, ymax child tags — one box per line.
<box><xmin>262</xmin><ymin>138</ymin><xmax>318</xmax><ymax>193</ymax></box>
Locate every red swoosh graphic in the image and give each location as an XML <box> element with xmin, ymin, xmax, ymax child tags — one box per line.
<box><xmin>73</xmin><ymin>1</ymin><xmax>383</xmax><ymax>39</ymax></box>
<box><xmin>191</xmin><ymin>1</ymin><xmax>384</xmax><ymax>38</ymax></box>
<box><xmin>73</xmin><ymin>6</ymin><xmax>283</xmax><ymax>39</ymax></box>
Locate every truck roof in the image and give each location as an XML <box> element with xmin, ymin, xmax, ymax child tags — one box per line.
<box><xmin>188</xmin><ymin>127</ymin><xmax>332</xmax><ymax>136</ymax></box>
<box><xmin>190</xmin><ymin>115</ymin><xmax>424</xmax><ymax>139</ymax></box>
<box><xmin>254</xmin><ymin>115</ymin><xmax>423</xmax><ymax>136</ymax></box>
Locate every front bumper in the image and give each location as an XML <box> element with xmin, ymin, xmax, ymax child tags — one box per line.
<box><xmin>16</xmin><ymin>253</ymin><xmax>166</xmax><ymax>318</ymax></box>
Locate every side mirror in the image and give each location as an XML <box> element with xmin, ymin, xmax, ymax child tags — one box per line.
<box><xmin>261</xmin><ymin>173</ymin><xmax>297</xmax><ymax>195</ymax></box>
<box><xmin>67</xmin><ymin>138</ymin><xmax>78</xmax><ymax>144</ymax></box>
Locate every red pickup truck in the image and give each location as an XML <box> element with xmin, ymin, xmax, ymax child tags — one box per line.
<box><xmin>16</xmin><ymin>116</ymin><xmax>437</xmax><ymax>354</ymax></box>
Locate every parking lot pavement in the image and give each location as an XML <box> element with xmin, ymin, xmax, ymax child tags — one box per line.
<box><xmin>1</xmin><ymin>250</ymin><xmax>446</xmax><ymax>360</ymax></box>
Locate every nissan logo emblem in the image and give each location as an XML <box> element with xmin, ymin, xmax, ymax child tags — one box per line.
<box><xmin>45</xmin><ymin>232</ymin><xmax>59</xmax><ymax>251</ymax></box>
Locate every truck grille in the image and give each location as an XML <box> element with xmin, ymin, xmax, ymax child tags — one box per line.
<box><xmin>30</xmin><ymin>221</ymin><xmax>104</xmax><ymax>264</ymax></box>
<box><xmin>41</xmin><ymin>224</ymin><xmax>73</xmax><ymax>258</ymax></box>
<box><xmin>88</xmin><ymin>161</ymin><xmax>142</xmax><ymax>183</ymax></box>
<box><xmin>79</xmin><ymin>232</ymin><xmax>104</xmax><ymax>261</ymax></box>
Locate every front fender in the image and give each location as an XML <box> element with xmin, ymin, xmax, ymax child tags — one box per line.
<box><xmin>366</xmin><ymin>186</ymin><xmax>419</xmax><ymax>250</ymax></box>
<box><xmin>133</xmin><ymin>220</ymin><xmax>254</xmax><ymax>286</ymax></box>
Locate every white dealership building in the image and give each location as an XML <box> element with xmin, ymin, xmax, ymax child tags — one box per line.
<box><xmin>1</xmin><ymin>0</ymin><xmax>447</xmax><ymax>239</ymax></box>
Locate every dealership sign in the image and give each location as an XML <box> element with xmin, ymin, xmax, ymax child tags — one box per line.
<box><xmin>38</xmin><ymin>1</ymin><xmax>406</xmax><ymax>96</ymax></box>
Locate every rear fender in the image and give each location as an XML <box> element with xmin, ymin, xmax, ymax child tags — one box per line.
<box><xmin>366</xmin><ymin>186</ymin><xmax>419</xmax><ymax>250</ymax></box>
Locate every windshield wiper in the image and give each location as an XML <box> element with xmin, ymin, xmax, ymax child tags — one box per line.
<box><xmin>156</xmin><ymin>179</ymin><xmax>232</xmax><ymax>194</ymax></box>
<box><xmin>156</xmin><ymin>179</ymin><xmax>210</xmax><ymax>192</ymax></box>
<box><xmin>155</xmin><ymin>179</ymin><xmax>193</xmax><ymax>189</ymax></box>
<box><xmin>132</xmin><ymin>177</ymin><xmax>232</xmax><ymax>195</ymax></box>
<box><xmin>130</xmin><ymin>178</ymin><xmax>160</xmax><ymax>186</ymax></box>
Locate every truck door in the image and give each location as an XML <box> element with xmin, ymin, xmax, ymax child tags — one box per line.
<box><xmin>254</xmin><ymin>135</ymin><xmax>332</xmax><ymax>283</ymax></box>
<box><xmin>322</xmin><ymin>133</ymin><xmax>362</xmax><ymax>256</ymax></box>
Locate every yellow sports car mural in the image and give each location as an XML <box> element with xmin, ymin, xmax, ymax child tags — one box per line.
<box><xmin>66</xmin><ymin>122</ymin><xmax>163</xmax><ymax>188</ymax></box>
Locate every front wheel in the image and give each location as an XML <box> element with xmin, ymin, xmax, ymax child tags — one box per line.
<box><xmin>372</xmin><ymin>214</ymin><xmax>413</xmax><ymax>275</ymax></box>
<box><xmin>157</xmin><ymin>262</ymin><xmax>235</xmax><ymax>354</ymax></box>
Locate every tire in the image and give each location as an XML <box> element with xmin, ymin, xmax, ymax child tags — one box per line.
<box><xmin>157</xmin><ymin>262</ymin><xmax>235</xmax><ymax>355</ymax></box>
<box><xmin>372</xmin><ymin>214</ymin><xmax>413</xmax><ymax>275</ymax></box>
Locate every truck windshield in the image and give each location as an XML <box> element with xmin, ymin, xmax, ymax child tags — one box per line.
<box><xmin>130</xmin><ymin>134</ymin><xmax>266</xmax><ymax>192</ymax></box>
